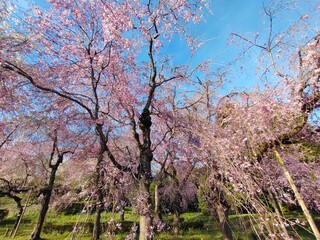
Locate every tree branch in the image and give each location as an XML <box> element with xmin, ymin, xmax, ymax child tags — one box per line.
<box><xmin>3</xmin><ymin>62</ymin><xmax>94</xmax><ymax>119</ymax></box>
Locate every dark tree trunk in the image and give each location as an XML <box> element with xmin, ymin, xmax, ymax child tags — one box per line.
<box><xmin>92</xmin><ymin>181</ymin><xmax>104</xmax><ymax>240</ymax></box>
<box><xmin>12</xmin><ymin>191</ymin><xmax>31</xmax><ymax>238</ymax></box>
<box><xmin>93</xmin><ymin>206</ymin><xmax>103</xmax><ymax>240</ymax></box>
<box><xmin>30</xmin><ymin>157</ymin><xmax>62</xmax><ymax>240</ymax></box>
<box><xmin>214</xmin><ymin>202</ymin><xmax>232</xmax><ymax>240</ymax></box>
<box><xmin>92</xmin><ymin>148</ymin><xmax>106</xmax><ymax>240</ymax></box>
<box><xmin>30</xmin><ymin>189</ymin><xmax>52</xmax><ymax>240</ymax></box>
<box><xmin>11</xmin><ymin>196</ymin><xmax>23</xmax><ymax>232</ymax></box>
<box><xmin>137</xmin><ymin>109</ymin><xmax>154</xmax><ymax>240</ymax></box>
<box><xmin>138</xmin><ymin>155</ymin><xmax>153</xmax><ymax>240</ymax></box>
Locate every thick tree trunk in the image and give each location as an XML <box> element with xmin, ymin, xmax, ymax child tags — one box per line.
<box><xmin>138</xmin><ymin>179</ymin><xmax>152</xmax><ymax>240</ymax></box>
<box><xmin>214</xmin><ymin>202</ymin><xmax>232</xmax><ymax>240</ymax></box>
<box><xmin>274</xmin><ymin>150</ymin><xmax>320</xmax><ymax>240</ymax></box>
<box><xmin>137</xmin><ymin>108</ymin><xmax>154</xmax><ymax>240</ymax></box>
<box><xmin>30</xmin><ymin>192</ymin><xmax>51</xmax><ymax>240</ymax></box>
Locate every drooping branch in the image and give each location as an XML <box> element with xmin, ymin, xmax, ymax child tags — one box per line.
<box><xmin>2</xmin><ymin>61</ymin><xmax>94</xmax><ymax>119</ymax></box>
<box><xmin>94</xmin><ymin>124</ymin><xmax>131</xmax><ymax>173</ymax></box>
<box><xmin>105</xmin><ymin>145</ymin><xmax>132</xmax><ymax>173</ymax></box>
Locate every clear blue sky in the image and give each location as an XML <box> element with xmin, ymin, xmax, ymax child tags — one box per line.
<box><xmin>186</xmin><ymin>0</ymin><xmax>319</xmax><ymax>93</ymax></box>
<box><xmin>16</xmin><ymin>0</ymin><xmax>319</xmax><ymax>94</ymax></box>
<box><xmin>158</xmin><ymin>0</ymin><xmax>277</xmax><ymax>93</ymax></box>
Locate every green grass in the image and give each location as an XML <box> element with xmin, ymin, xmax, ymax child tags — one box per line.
<box><xmin>0</xmin><ymin>201</ymin><xmax>319</xmax><ymax>240</ymax></box>
<box><xmin>0</xmin><ymin>204</ymin><xmax>135</xmax><ymax>239</ymax></box>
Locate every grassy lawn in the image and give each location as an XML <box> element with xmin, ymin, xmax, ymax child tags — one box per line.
<box><xmin>0</xmin><ymin>204</ymin><xmax>139</xmax><ymax>240</ymax></box>
<box><xmin>0</xmin><ymin>201</ymin><xmax>319</xmax><ymax>239</ymax></box>
<box><xmin>0</xmin><ymin>210</ymin><xmax>221</xmax><ymax>240</ymax></box>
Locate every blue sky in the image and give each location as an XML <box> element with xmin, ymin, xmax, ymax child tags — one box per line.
<box><xmin>196</xmin><ymin>0</ymin><xmax>264</xmax><ymax>60</ymax></box>
<box><xmin>160</xmin><ymin>0</ymin><xmax>276</xmax><ymax>93</ymax></box>
<box><xmin>186</xmin><ymin>0</ymin><xmax>319</xmax><ymax>93</ymax></box>
<box><xmin>14</xmin><ymin>0</ymin><xmax>319</xmax><ymax>94</ymax></box>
